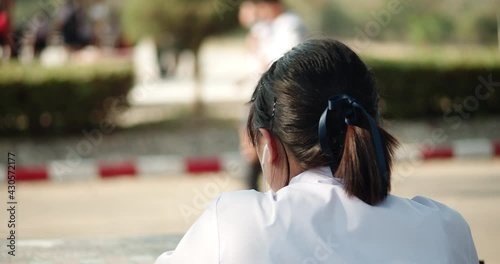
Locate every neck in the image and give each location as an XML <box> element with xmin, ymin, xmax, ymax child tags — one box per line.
<box><xmin>284</xmin><ymin>147</ymin><xmax>305</xmax><ymax>182</ymax></box>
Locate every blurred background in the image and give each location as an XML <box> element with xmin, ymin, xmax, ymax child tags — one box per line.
<box><xmin>0</xmin><ymin>0</ymin><xmax>499</xmax><ymax>263</ymax></box>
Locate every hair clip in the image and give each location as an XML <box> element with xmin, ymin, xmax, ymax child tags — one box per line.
<box><xmin>271</xmin><ymin>97</ymin><xmax>277</xmax><ymax>129</ymax></box>
<box><xmin>271</xmin><ymin>97</ymin><xmax>277</xmax><ymax>117</ymax></box>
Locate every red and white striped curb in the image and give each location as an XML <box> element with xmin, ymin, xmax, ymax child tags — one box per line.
<box><xmin>0</xmin><ymin>153</ymin><xmax>243</xmax><ymax>182</ymax></box>
<box><xmin>1</xmin><ymin>140</ymin><xmax>499</xmax><ymax>182</ymax></box>
<box><xmin>398</xmin><ymin>139</ymin><xmax>500</xmax><ymax>160</ymax></box>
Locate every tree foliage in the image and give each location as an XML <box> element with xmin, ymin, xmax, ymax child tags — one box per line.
<box><xmin>121</xmin><ymin>0</ymin><xmax>238</xmax><ymax>52</ymax></box>
<box><xmin>284</xmin><ymin>0</ymin><xmax>498</xmax><ymax>45</ymax></box>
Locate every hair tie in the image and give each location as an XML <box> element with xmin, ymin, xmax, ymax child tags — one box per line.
<box><xmin>318</xmin><ymin>94</ymin><xmax>388</xmax><ymax>190</ymax></box>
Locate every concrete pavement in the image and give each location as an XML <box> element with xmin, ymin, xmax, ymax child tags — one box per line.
<box><xmin>0</xmin><ymin>236</ymin><xmax>182</xmax><ymax>263</ymax></box>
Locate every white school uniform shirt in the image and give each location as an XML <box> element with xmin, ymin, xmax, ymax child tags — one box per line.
<box><xmin>155</xmin><ymin>167</ymin><xmax>478</xmax><ymax>264</ymax></box>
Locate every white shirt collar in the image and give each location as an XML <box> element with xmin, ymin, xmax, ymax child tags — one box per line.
<box><xmin>289</xmin><ymin>167</ymin><xmax>343</xmax><ymax>186</ymax></box>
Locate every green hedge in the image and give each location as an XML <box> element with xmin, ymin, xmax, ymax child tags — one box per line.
<box><xmin>0</xmin><ymin>54</ymin><xmax>498</xmax><ymax>136</ymax></box>
<box><xmin>0</xmin><ymin>62</ymin><xmax>134</xmax><ymax>135</ymax></box>
<box><xmin>366</xmin><ymin>56</ymin><xmax>500</xmax><ymax>119</ymax></box>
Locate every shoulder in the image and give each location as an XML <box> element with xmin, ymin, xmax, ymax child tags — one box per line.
<box><xmin>214</xmin><ymin>190</ymin><xmax>278</xmax><ymax>228</ymax></box>
<box><xmin>214</xmin><ymin>190</ymin><xmax>276</xmax><ymax>240</ymax></box>
<box><xmin>409</xmin><ymin>196</ymin><xmax>474</xmax><ymax>241</ymax></box>
<box><xmin>411</xmin><ymin>196</ymin><xmax>468</xmax><ymax>222</ymax></box>
<box><xmin>216</xmin><ymin>190</ymin><xmax>274</xmax><ymax>211</ymax></box>
<box><xmin>385</xmin><ymin>195</ymin><xmax>474</xmax><ymax>240</ymax></box>
<box><xmin>409</xmin><ymin>196</ymin><xmax>478</xmax><ymax>261</ymax></box>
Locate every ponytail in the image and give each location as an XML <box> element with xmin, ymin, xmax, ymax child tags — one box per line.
<box><xmin>336</xmin><ymin>126</ymin><xmax>398</xmax><ymax>205</ymax></box>
<box><xmin>318</xmin><ymin>95</ymin><xmax>399</xmax><ymax>206</ymax></box>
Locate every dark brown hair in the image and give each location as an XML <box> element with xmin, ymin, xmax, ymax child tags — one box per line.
<box><xmin>247</xmin><ymin>39</ymin><xmax>399</xmax><ymax>205</ymax></box>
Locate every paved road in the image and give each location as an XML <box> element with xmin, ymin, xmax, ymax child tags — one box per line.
<box><xmin>0</xmin><ymin>159</ymin><xmax>499</xmax><ymax>263</ymax></box>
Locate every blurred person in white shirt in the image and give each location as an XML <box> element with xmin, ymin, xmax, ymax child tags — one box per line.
<box><xmin>238</xmin><ymin>0</ymin><xmax>306</xmax><ymax>191</ymax></box>
<box><xmin>239</xmin><ymin>0</ymin><xmax>307</xmax><ymax>71</ymax></box>
<box><xmin>253</xmin><ymin>0</ymin><xmax>307</xmax><ymax>67</ymax></box>
<box><xmin>238</xmin><ymin>1</ymin><xmax>270</xmax><ymax>191</ymax></box>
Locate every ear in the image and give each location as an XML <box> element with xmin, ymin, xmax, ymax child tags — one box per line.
<box><xmin>258</xmin><ymin>128</ymin><xmax>278</xmax><ymax>163</ymax></box>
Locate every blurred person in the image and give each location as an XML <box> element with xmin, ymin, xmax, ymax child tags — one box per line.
<box><xmin>56</xmin><ymin>0</ymin><xmax>91</xmax><ymax>51</ymax></box>
<box><xmin>238</xmin><ymin>0</ymin><xmax>306</xmax><ymax>190</ymax></box>
<box><xmin>0</xmin><ymin>0</ymin><xmax>13</xmax><ymax>61</ymax></box>
<box><xmin>33</xmin><ymin>18</ymin><xmax>50</xmax><ymax>56</ymax></box>
<box><xmin>88</xmin><ymin>0</ymin><xmax>113</xmax><ymax>47</ymax></box>
<box><xmin>238</xmin><ymin>1</ymin><xmax>267</xmax><ymax>191</ymax></box>
<box><xmin>240</xmin><ymin>0</ymin><xmax>306</xmax><ymax>74</ymax></box>
<box><xmin>155</xmin><ymin>39</ymin><xmax>478</xmax><ymax>263</ymax></box>
<box><xmin>239</xmin><ymin>1</ymin><xmax>270</xmax><ymax>69</ymax></box>
<box><xmin>21</xmin><ymin>14</ymin><xmax>51</xmax><ymax>58</ymax></box>
<box><xmin>253</xmin><ymin>0</ymin><xmax>306</xmax><ymax>66</ymax></box>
